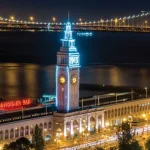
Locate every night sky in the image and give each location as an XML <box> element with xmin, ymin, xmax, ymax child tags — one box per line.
<box><xmin>0</xmin><ymin>0</ymin><xmax>150</xmax><ymax>22</ymax></box>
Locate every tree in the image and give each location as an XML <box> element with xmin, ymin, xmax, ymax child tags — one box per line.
<box><xmin>94</xmin><ymin>146</ymin><xmax>104</xmax><ymax>150</ymax></box>
<box><xmin>118</xmin><ymin>122</ymin><xmax>142</xmax><ymax>150</ymax></box>
<box><xmin>118</xmin><ymin>122</ymin><xmax>132</xmax><ymax>150</ymax></box>
<box><xmin>145</xmin><ymin>138</ymin><xmax>150</xmax><ymax>150</ymax></box>
<box><xmin>32</xmin><ymin>124</ymin><xmax>44</xmax><ymax>150</ymax></box>
<box><xmin>16</xmin><ymin>137</ymin><xmax>31</xmax><ymax>150</ymax></box>
<box><xmin>8</xmin><ymin>142</ymin><xmax>18</xmax><ymax>150</ymax></box>
<box><xmin>3</xmin><ymin>144</ymin><xmax>9</xmax><ymax>150</ymax></box>
<box><xmin>3</xmin><ymin>137</ymin><xmax>32</xmax><ymax>150</ymax></box>
<box><xmin>110</xmin><ymin>146</ymin><xmax>117</xmax><ymax>150</ymax></box>
<box><xmin>130</xmin><ymin>140</ymin><xmax>142</xmax><ymax>150</ymax></box>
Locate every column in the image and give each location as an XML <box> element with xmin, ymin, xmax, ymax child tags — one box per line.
<box><xmin>88</xmin><ymin>116</ymin><xmax>90</xmax><ymax>132</ymax></box>
<box><xmin>64</xmin><ymin>120</ymin><xmax>67</xmax><ymax>137</ymax></box>
<box><xmin>28</xmin><ymin>126</ymin><xmax>30</xmax><ymax>136</ymax></box>
<box><xmin>18</xmin><ymin>128</ymin><xmax>20</xmax><ymax>138</ymax></box>
<box><xmin>3</xmin><ymin>131</ymin><xmax>5</xmax><ymax>141</ymax></box>
<box><xmin>98</xmin><ymin>96</ymin><xmax>100</xmax><ymax>106</ymax></box>
<box><xmin>79</xmin><ymin>118</ymin><xmax>82</xmax><ymax>133</ymax></box>
<box><xmin>8</xmin><ymin>130</ymin><xmax>10</xmax><ymax>140</ymax></box>
<box><xmin>24</xmin><ymin>127</ymin><xmax>26</xmax><ymax>136</ymax></box>
<box><xmin>102</xmin><ymin>113</ymin><xmax>105</xmax><ymax>128</ymax></box>
<box><xmin>70</xmin><ymin>120</ymin><xmax>73</xmax><ymax>136</ymax></box>
<box><xmin>13</xmin><ymin>129</ymin><xmax>15</xmax><ymax>139</ymax></box>
<box><xmin>95</xmin><ymin>115</ymin><xmax>98</xmax><ymax>133</ymax></box>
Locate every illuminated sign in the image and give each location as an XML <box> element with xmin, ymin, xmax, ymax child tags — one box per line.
<box><xmin>0</xmin><ymin>99</ymin><xmax>31</xmax><ymax>111</ymax></box>
<box><xmin>69</xmin><ymin>54</ymin><xmax>80</xmax><ymax>67</ymax></box>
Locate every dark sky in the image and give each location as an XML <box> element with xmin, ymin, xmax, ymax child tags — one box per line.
<box><xmin>0</xmin><ymin>0</ymin><xmax>150</xmax><ymax>22</ymax></box>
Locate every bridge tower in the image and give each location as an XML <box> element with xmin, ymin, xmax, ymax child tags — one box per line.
<box><xmin>56</xmin><ymin>22</ymin><xmax>80</xmax><ymax>113</ymax></box>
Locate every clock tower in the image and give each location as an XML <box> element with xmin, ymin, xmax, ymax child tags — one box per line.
<box><xmin>56</xmin><ymin>22</ymin><xmax>80</xmax><ymax>113</ymax></box>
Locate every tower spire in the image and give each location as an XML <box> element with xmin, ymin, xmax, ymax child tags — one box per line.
<box><xmin>68</xmin><ymin>10</ymin><xmax>70</xmax><ymax>22</ymax></box>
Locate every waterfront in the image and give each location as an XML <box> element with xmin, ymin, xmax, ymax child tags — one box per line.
<box><xmin>0</xmin><ymin>31</ymin><xmax>150</xmax><ymax>101</ymax></box>
<box><xmin>0</xmin><ymin>63</ymin><xmax>150</xmax><ymax>101</ymax></box>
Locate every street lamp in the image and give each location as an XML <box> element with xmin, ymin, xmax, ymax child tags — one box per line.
<box><xmin>145</xmin><ymin>20</ymin><xmax>148</xmax><ymax>27</ymax></box>
<box><xmin>30</xmin><ymin>16</ymin><xmax>34</xmax><ymax>22</ymax></box>
<box><xmin>55</xmin><ymin>128</ymin><xmax>62</xmax><ymax>148</ymax></box>
<box><xmin>79</xmin><ymin>18</ymin><xmax>82</xmax><ymax>22</ymax></box>
<box><xmin>100</xmin><ymin>19</ymin><xmax>103</xmax><ymax>26</ymax></box>
<box><xmin>10</xmin><ymin>16</ymin><xmax>14</xmax><ymax>21</ymax></box>
<box><xmin>145</xmin><ymin>87</ymin><xmax>148</xmax><ymax>98</ymax></box>
<box><xmin>53</xmin><ymin>17</ymin><xmax>56</xmax><ymax>24</ymax></box>
<box><xmin>115</xmin><ymin>18</ymin><xmax>118</xmax><ymax>26</ymax></box>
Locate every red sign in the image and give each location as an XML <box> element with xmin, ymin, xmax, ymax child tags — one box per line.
<box><xmin>0</xmin><ymin>99</ymin><xmax>31</xmax><ymax>111</ymax></box>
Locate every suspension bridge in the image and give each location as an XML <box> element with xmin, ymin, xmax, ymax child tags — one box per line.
<box><xmin>0</xmin><ymin>12</ymin><xmax>150</xmax><ymax>32</ymax></box>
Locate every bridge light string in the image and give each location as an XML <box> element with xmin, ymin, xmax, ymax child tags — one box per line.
<box><xmin>0</xmin><ymin>12</ymin><xmax>150</xmax><ymax>25</ymax></box>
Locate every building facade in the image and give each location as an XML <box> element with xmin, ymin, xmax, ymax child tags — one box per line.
<box><xmin>56</xmin><ymin>22</ymin><xmax>80</xmax><ymax>113</ymax></box>
<box><xmin>0</xmin><ymin>22</ymin><xmax>150</xmax><ymax>144</ymax></box>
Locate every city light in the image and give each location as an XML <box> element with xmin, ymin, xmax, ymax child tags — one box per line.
<box><xmin>53</xmin><ymin>17</ymin><xmax>56</xmax><ymax>24</ymax></box>
<box><xmin>10</xmin><ymin>16</ymin><xmax>14</xmax><ymax>20</ymax></box>
<box><xmin>79</xmin><ymin>18</ymin><xmax>82</xmax><ymax>22</ymax></box>
<box><xmin>30</xmin><ymin>16</ymin><xmax>34</xmax><ymax>22</ymax></box>
<box><xmin>115</xmin><ymin>18</ymin><xmax>118</xmax><ymax>23</ymax></box>
<box><xmin>0</xmin><ymin>99</ymin><xmax>31</xmax><ymax>111</ymax></box>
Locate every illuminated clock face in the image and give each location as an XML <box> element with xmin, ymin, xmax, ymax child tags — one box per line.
<box><xmin>59</xmin><ymin>75</ymin><xmax>66</xmax><ymax>84</ymax></box>
<box><xmin>71</xmin><ymin>75</ymin><xmax>77</xmax><ymax>84</ymax></box>
<box><xmin>69</xmin><ymin>55</ymin><xmax>80</xmax><ymax>66</ymax></box>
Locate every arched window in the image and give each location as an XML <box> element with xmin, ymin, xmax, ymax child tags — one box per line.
<box><xmin>44</xmin><ymin>122</ymin><xmax>47</xmax><ymax>129</ymax></box>
<box><xmin>10</xmin><ymin>129</ymin><xmax>14</xmax><ymax>139</ymax></box>
<box><xmin>0</xmin><ymin>131</ymin><xmax>3</xmax><ymax>140</ymax></box>
<box><xmin>111</xmin><ymin>110</ymin><xmax>114</xmax><ymax>118</ymax></box>
<box><xmin>108</xmin><ymin>110</ymin><xmax>110</xmax><ymax>118</ymax></box>
<box><xmin>118</xmin><ymin>108</ymin><xmax>120</xmax><ymax>116</ymax></box>
<box><xmin>124</xmin><ymin>107</ymin><xmax>126</xmax><ymax>115</ymax></box>
<box><xmin>49</xmin><ymin>122</ymin><xmax>51</xmax><ymax>129</ymax></box>
<box><xmin>115</xmin><ymin>109</ymin><xmax>117</xmax><ymax>117</ymax></box>
<box><xmin>5</xmin><ymin>130</ymin><xmax>9</xmax><ymax>140</ymax></box>
<box><xmin>20</xmin><ymin>127</ymin><xmax>24</xmax><ymax>137</ymax></box>
<box><xmin>121</xmin><ymin>108</ymin><xmax>123</xmax><ymax>115</ymax></box>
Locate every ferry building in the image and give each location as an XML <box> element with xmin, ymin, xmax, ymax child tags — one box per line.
<box><xmin>0</xmin><ymin>22</ymin><xmax>150</xmax><ymax>143</ymax></box>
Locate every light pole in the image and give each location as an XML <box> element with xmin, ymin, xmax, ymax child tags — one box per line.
<box><xmin>30</xmin><ymin>16</ymin><xmax>34</xmax><ymax>22</ymax></box>
<box><xmin>10</xmin><ymin>16</ymin><xmax>14</xmax><ymax>21</ymax></box>
<box><xmin>100</xmin><ymin>19</ymin><xmax>103</xmax><ymax>26</ymax></box>
<box><xmin>55</xmin><ymin>129</ymin><xmax>62</xmax><ymax>148</ymax></box>
<box><xmin>145</xmin><ymin>87</ymin><xmax>148</xmax><ymax>98</ymax></box>
<box><xmin>115</xmin><ymin>18</ymin><xmax>118</xmax><ymax>27</ymax></box>
<box><xmin>115</xmin><ymin>92</ymin><xmax>118</xmax><ymax>103</ymax></box>
<box><xmin>131</xmin><ymin>89</ymin><xmax>133</xmax><ymax>100</ymax></box>
<box><xmin>79</xmin><ymin>18</ymin><xmax>82</xmax><ymax>22</ymax></box>
<box><xmin>79</xmin><ymin>18</ymin><xmax>82</xmax><ymax>25</ymax></box>
<box><xmin>123</xmin><ymin>20</ymin><xmax>125</xmax><ymax>27</ymax></box>
<box><xmin>145</xmin><ymin>20</ymin><xmax>148</xmax><ymax>29</ymax></box>
<box><xmin>53</xmin><ymin>17</ymin><xmax>56</xmax><ymax>24</ymax></box>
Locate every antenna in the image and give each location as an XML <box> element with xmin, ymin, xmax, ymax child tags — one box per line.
<box><xmin>68</xmin><ymin>10</ymin><xmax>70</xmax><ymax>22</ymax></box>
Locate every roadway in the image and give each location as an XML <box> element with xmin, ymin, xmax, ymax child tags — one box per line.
<box><xmin>0</xmin><ymin>22</ymin><xmax>150</xmax><ymax>32</ymax></box>
<box><xmin>57</xmin><ymin>125</ymin><xmax>150</xmax><ymax>150</ymax></box>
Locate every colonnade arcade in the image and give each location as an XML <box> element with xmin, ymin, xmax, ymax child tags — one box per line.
<box><xmin>0</xmin><ymin>116</ymin><xmax>53</xmax><ymax>142</ymax></box>
<box><xmin>104</xmin><ymin>99</ymin><xmax>150</xmax><ymax>127</ymax></box>
<box><xmin>63</xmin><ymin>111</ymin><xmax>105</xmax><ymax>138</ymax></box>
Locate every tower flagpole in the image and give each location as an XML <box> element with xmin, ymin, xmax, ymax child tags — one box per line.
<box><xmin>68</xmin><ymin>10</ymin><xmax>70</xmax><ymax>22</ymax></box>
